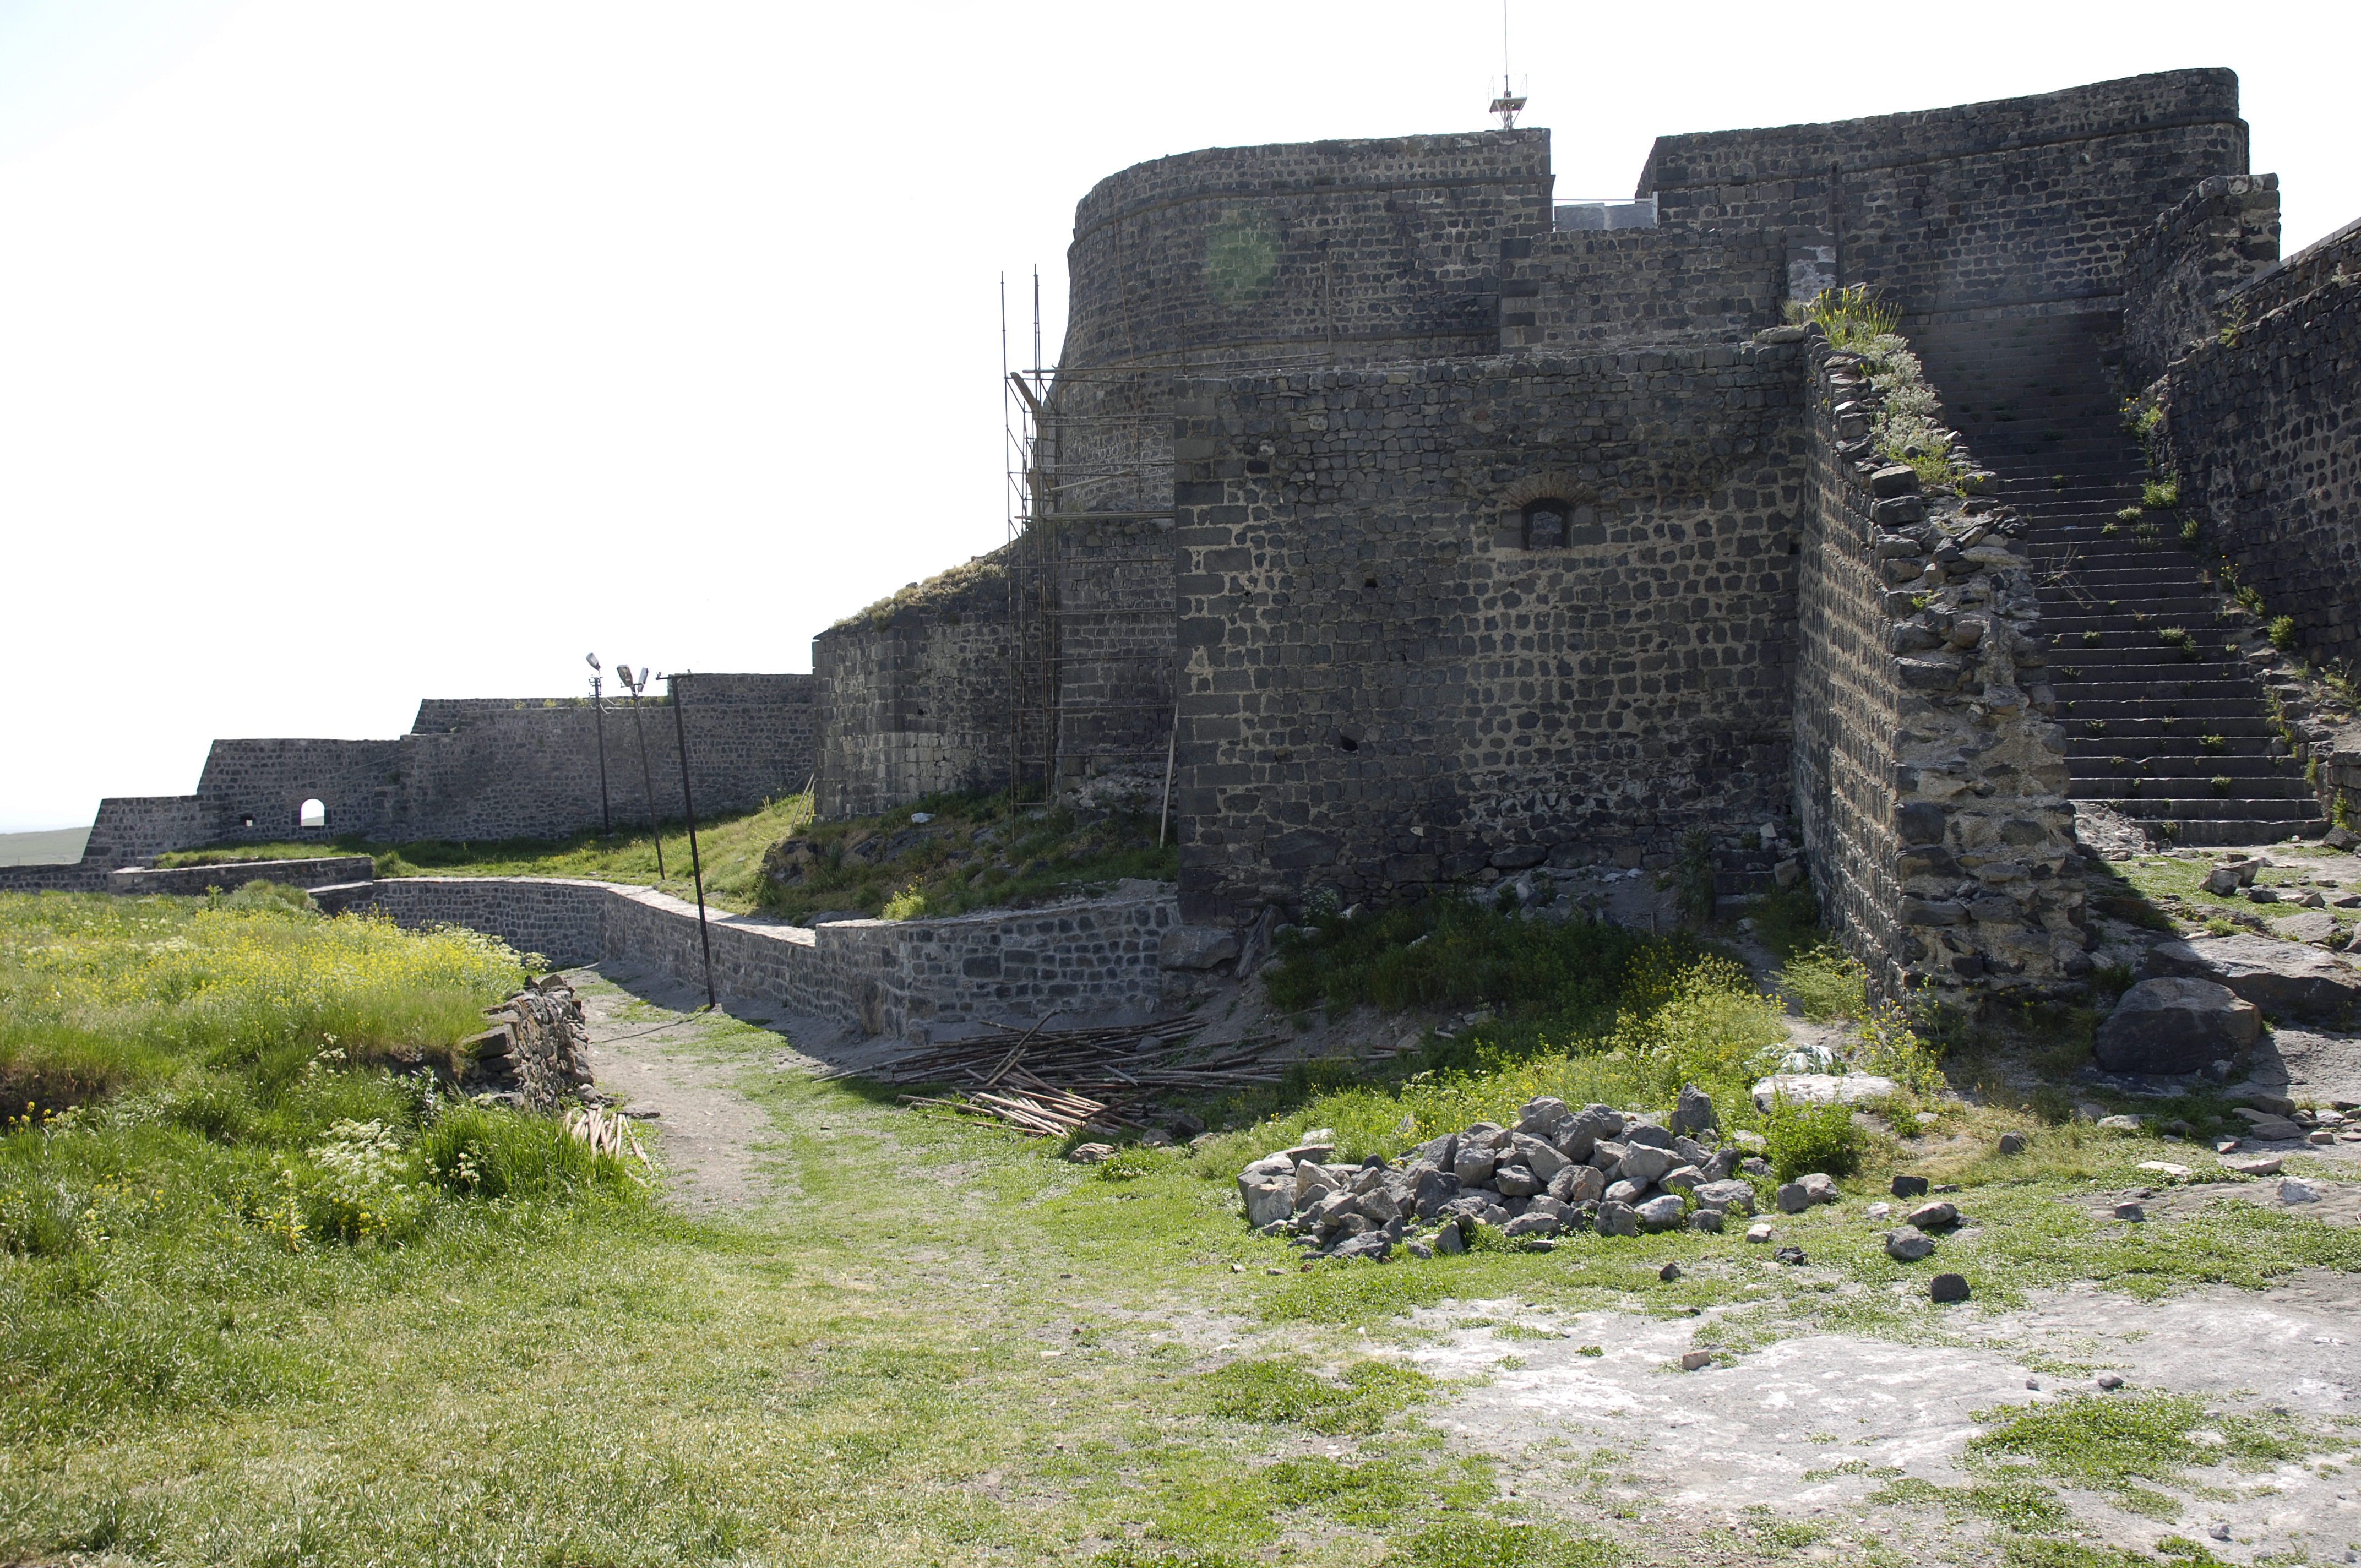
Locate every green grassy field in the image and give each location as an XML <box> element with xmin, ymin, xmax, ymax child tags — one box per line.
<box><xmin>152</xmin><ymin>790</ymin><xmax>1180</xmax><ymax>923</ymax></box>
<box><xmin>4</xmin><ymin>890</ymin><xmax>2354</xmax><ymax>1565</ymax></box>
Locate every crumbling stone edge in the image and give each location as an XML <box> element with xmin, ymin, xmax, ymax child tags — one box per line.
<box><xmin>1793</xmin><ymin>322</ymin><xmax>2087</xmax><ymax>1009</ymax></box>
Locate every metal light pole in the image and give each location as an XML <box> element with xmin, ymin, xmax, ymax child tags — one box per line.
<box><xmin>585</xmin><ymin>654</ymin><xmax>612</xmax><ymax>835</ymax></box>
<box><xmin>666</xmin><ymin>670</ymin><xmax>716</xmax><ymax>1010</ymax></box>
<box><xmin>619</xmin><ymin>662</ymin><xmax>665</xmax><ymax>878</ymax></box>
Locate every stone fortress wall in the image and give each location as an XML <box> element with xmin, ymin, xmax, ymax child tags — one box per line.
<box><xmin>1639</xmin><ymin>69</ymin><xmax>2250</xmax><ymax>331</ymax></box>
<box><xmin>815</xmin><ymin>132</ymin><xmax>1564</xmax><ymax>821</ymax></box>
<box><xmin>323</xmin><ymin>875</ymin><xmax>1178</xmax><ymax>1042</ymax></box>
<box><xmin>3</xmin><ymin>674</ymin><xmax>815</xmax><ymax>891</ymax></box>
<box><xmin>2147</xmin><ymin>217</ymin><xmax>2360</xmax><ymax>670</ymax></box>
<box><xmin>813</xmin><ymin>565</ymin><xmax>1014</xmax><ymax>819</ymax></box>
<box><xmin>1169</xmin><ymin>345</ymin><xmax>1809</xmax><ymax>924</ymax></box>
<box><xmin>809</xmin><ymin>68</ymin><xmax>2358</xmax><ymax>1008</ymax></box>
<box><xmin>21</xmin><ymin>70</ymin><xmax>2353</xmax><ymax>1019</ymax></box>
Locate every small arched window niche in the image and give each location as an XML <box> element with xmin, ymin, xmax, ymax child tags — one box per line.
<box><xmin>1521</xmin><ymin>497</ymin><xmax>1576</xmax><ymax>550</ymax></box>
<box><xmin>298</xmin><ymin>798</ymin><xmax>327</xmax><ymax>830</ymax></box>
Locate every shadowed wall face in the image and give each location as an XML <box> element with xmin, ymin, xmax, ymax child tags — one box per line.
<box><xmin>1168</xmin><ymin>347</ymin><xmax>1811</xmax><ymax>924</ymax></box>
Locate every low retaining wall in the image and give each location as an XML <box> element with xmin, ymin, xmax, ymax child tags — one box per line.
<box><xmin>328</xmin><ymin>876</ymin><xmax>1179</xmax><ymax>1040</ymax></box>
<box><xmin>108</xmin><ymin>857</ymin><xmax>377</xmax><ymax>896</ymax></box>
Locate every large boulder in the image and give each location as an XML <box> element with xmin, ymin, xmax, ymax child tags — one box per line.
<box><xmin>1617</xmin><ymin>1145</ymin><xmax>1679</xmax><ymax>1186</ymax></box>
<box><xmin>1551</xmin><ymin>1164</ymin><xmax>1606</xmax><ymax>1204</ymax></box>
<box><xmin>1750</xmin><ymin>1074</ymin><xmax>1900</xmax><ymax>1111</ymax></box>
<box><xmin>1635</xmin><ymin>1194</ymin><xmax>1688</xmax><ymax>1232</ymax></box>
<box><xmin>1554</xmin><ymin>1106</ymin><xmax>1622</xmax><ymax>1162</ymax></box>
<box><xmin>1693</xmin><ymin>1178</ymin><xmax>1756</xmax><ymax>1216</ymax></box>
<box><xmin>1669</xmin><ymin>1084</ymin><xmax>1719</xmax><ymax>1137</ymax></box>
<box><xmin>2142</xmin><ymin>933</ymin><xmax>2361</xmax><ymax>1017</ymax></box>
<box><xmin>2093</xmin><ymin>977</ymin><xmax>2262</xmax><ymax>1074</ymax></box>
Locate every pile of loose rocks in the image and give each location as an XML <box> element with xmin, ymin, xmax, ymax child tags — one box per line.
<box><xmin>1237</xmin><ymin>1086</ymin><xmax>1807</xmax><ymax>1261</ymax></box>
<box><xmin>459</xmin><ymin>976</ymin><xmax>594</xmax><ymax>1112</ymax></box>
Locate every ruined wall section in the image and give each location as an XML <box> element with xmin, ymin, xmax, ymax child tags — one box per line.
<box><xmin>1792</xmin><ymin>333</ymin><xmax>2082</xmax><ymax>1005</ymax></box>
<box><xmin>1640</xmin><ymin>70</ymin><xmax>2248</xmax><ymax>328</ymax></box>
<box><xmin>2154</xmin><ymin>251</ymin><xmax>2360</xmax><ymax>669</ymax></box>
<box><xmin>2119</xmin><ymin>173</ymin><xmax>2282</xmax><ymax>388</ymax></box>
<box><xmin>0</xmin><ymin>796</ymin><xmax>208</xmax><ymax>891</ymax></box>
<box><xmin>1500</xmin><ymin>226</ymin><xmax>1787</xmax><ymax>352</ymax></box>
<box><xmin>1169</xmin><ymin>344</ymin><xmax>1809</xmax><ymax>925</ymax></box>
<box><xmin>813</xmin><ymin>556</ymin><xmax>1014</xmax><ymax>820</ymax></box>
<box><xmin>341</xmin><ymin>876</ymin><xmax>1177</xmax><ymax>1041</ymax></box>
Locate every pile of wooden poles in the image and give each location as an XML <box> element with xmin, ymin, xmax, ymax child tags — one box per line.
<box><xmin>890</xmin><ymin>1016</ymin><xmax>1280</xmax><ymax>1138</ymax></box>
<box><xmin>563</xmin><ymin>1103</ymin><xmax>650</xmax><ymax>1163</ymax></box>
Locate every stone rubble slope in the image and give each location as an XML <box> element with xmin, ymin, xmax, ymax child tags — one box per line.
<box><xmin>1233</xmin><ymin>1085</ymin><xmax>1919</xmax><ymax>1263</ymax></box>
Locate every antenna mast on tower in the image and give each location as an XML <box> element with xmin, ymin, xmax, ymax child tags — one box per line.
<box><xmin>1488</xmin><ymin>0</ymin><xmax>1526</xmax><ymax>129</ymax></box>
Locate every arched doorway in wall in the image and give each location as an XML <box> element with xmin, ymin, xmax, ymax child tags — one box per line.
<box><xmin>298</xmin><ymin>799</ymin><xmax>327</xmax><ymax>830</ymax></box>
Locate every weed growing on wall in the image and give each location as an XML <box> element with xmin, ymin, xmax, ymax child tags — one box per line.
<box><xmin>1805</xmin><ymin>285</ymin><xmax>1970</xmax><ymax>488</ymax></box>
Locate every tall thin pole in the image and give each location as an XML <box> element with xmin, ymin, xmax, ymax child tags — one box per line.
<box><xmin>1158</xmin><ymin>694</ymin><xmax>1178</xmax><ymax>848</ymax></box>
<box><xmin>627</xmin><ymin>676</ymin><xmax>666</xmax><ymax>878</ymax></box>
<box><xmin>666</xmin><ymin>671</ymin><xmax>716</xmax><ymax>1010</ymax></box>
<box><xmin>590</xmin><ymin>674</ymin><xmax>612</xmax><ymax>834</ymax></box>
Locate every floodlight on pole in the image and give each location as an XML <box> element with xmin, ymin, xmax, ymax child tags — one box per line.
<box><xmin>667</xmin><ymin>669</ymin><xmax>717</xmax><ymax>1010</ymax></box>
<box><xmin>618</xmin><ymin>659</ymin><xmax>666</xmax><ymax>877</ymax></box>
<box><xmin>586</xmin><ymin>653</ymin><xmax>612</xmax><ymax>835</ymax></box>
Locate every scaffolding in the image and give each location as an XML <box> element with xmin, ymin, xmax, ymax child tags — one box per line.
<box><xmin>995</xmin><ymin>269</ymin><xmax>1395</xmax><ymax>804</ymax></box>
<box><xmin>1001</xmin><ymin>280</ymin><xmax>1177</xmax><ymax>802</ymax></box>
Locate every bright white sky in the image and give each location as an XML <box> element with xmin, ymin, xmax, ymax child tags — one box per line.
<box><xmin>3</xmin><ymin>0</ymin><xmax>2353</xmax><ymax>831</ymax></box>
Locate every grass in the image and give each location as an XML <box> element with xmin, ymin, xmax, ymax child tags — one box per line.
<box><xmin>2099</xmin><ymin>847</ymin><xmax>2357</xmax><ymax>946</ymax></box>
<box><xmin>0</xmin><ymin>888</ymin><xmax>529</xmax><ymax>1117</ymax></box>
<box><xmin>152</xmin><ymin>788</ymin><xmax>1182</xmax><ymax>925</ymax></box>
<box><xmin>754</xmin><ymin>790</ymin><xmax>1177</xmax><ymax>925</ymax></box>
<box><xmin>4</xmin><ymin>895</ymin><xmax>2358</xmax><ymax>1562</ymax></box>
<box><xmin>154</xmin><ymin>793</ymin><xmax>820</xmax><ymax>914</ymax></box>
<box><xmin>1967</xmin><ymin>1391</ymin><xmax>2310</xmax><ymax>1517</ymax></box>
<box><xmin>1263</xmin><ymin>894</ymin><xmax>1698</xmax><ymax>1039</ymax></box>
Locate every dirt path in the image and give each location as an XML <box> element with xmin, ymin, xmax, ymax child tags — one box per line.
<box><xmin>566</xmin><ymin>961</ymin><xmax>806</xmax><ymax>1212</ymax></box>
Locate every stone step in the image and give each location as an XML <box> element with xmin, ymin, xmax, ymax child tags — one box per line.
<box><xmin>2046</xmin><ymin>679</ymin><xmax>2277</xmax><ymax>702</ymax></box>
<box><xmin>2042</xmin><ymin>705</ymin><xmax>2280</xmax><ymax>727</ymax></box>
<box><xmin>2038</xmin><ymin>606</ymin><xmax>2235</xmax><ymax>628</ymax></box>
<box><xmin>2082</xmin><ymin>795</ymin><xmax>2326</xmax><ymax>825</ymax></box>
<box><xmin>2049</xmin><ymin>647</ymin><xmax>2248</xmax><ymax>666</ymax></box>
<box><xmin>2038</xmin><ymin>580</ymin><xmax>2228</xmax><ymax>597</ymax></box>
<box><xmin>2072</xmin><ymin>778</ymin><xmax>2316</xmax><ymax>802</ymax></box>
<box><xmin>2065</xmin><ymin>731</ymin><xmax>2293</xmax><ymax>754</ymax></box>
<box><xmin>2025</xmin><ymin>542</ymin><xmax>2219</xmax><ymax>563</ymax></box>
<box><xmin>2070</xmin><ymin>815</ymin><xmax>2327</xmax><ymax>847</ymax></box>
<box><xmin>2068</xmin><ymin>746</ymin><xmax>2304</xmax><ymax>770</ymax></box>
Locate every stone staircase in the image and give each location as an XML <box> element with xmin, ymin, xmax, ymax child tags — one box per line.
<box><xmin>1912</xmin><ymin>312</ymin><xmax>2324</xmax><ymax>847</ymax></box>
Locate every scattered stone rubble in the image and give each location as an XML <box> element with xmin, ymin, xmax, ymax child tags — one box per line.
<box><xmin>1234</xmin><ymin>1087</ymin><xmax>1841</xmax><ymax>1261</ymax></box>
<box><xmin>458</xmin><ymin>975</ymin><xmax>594</xmax><ymax>1112</ymax></box>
